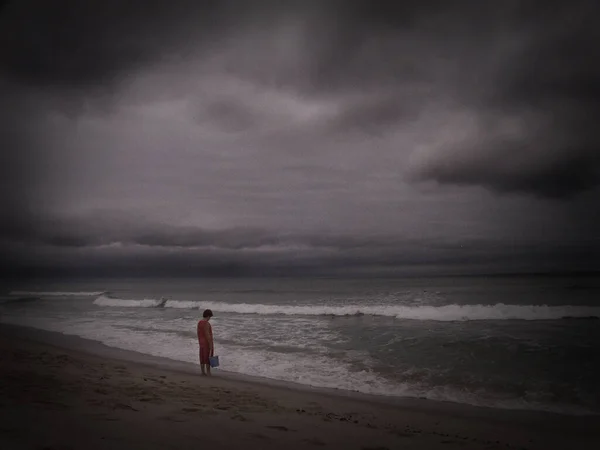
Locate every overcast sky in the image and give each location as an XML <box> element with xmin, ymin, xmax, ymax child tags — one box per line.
<box><xmin>1</xmin><ymin>0</ymin><xmax>599</xmax><ymax>277</ymax></box>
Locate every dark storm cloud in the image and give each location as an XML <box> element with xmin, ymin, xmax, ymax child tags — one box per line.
<box><xmin>405</xmin><ymin>1</ymin><xmax>600</xmax><ymax>197</ymax></box>
<box><xmin>0</xmin><ymin>213</ymin><xmax>279</xmax><ymax>250</ymax></box>
<box><xmin>0</xmin><ymin>211</ymin><xmax>399</xmax><ymax>251</ymax></box>
<box><xmin>1</xmin><ymin>0</ymin><xmax>599</xmax><ymax>277</ymax></box>
<box><xmin>411</xmin><ymin>143</ymin><xmax>600</xmax><ymax>199</ymax></box>
<box><xmin>1</xmin><ymin>211</ymin><xmax>597</xmax><ymax>278</ymax></box>
<box><xmin>2</xmin><ymin>231</ymin><xmax>596</xmax><ymax>279</ymax></box>
<box><xmin>0</xmin><ymin>0</ymin><xmax>226</xmax><ymax>88</ymax></box>
<box><xmin>2</xmin><ymin>1</ymin><xmax>598</xmax><ymax>198</ymax></box>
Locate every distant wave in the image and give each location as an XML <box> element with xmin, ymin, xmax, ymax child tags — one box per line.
<box><xmin>94</xmin><ymin>295</ymin><xmax>168</xmax><ymax>308</ymax></box>
<box><xmin>10</xmin><ymin>291</ymin><xmax>105</xmax><ymax>297</ymax></box>
<box><xmin>0</xmin><ymin>295</ymin><xmax>41</xmax><ymax>304</ymax></box>
<box><xmin>92</xmin><ymin>296</ymin><xmax>600</xmax><ymax>321</ymax></box>
<box><xmin>0</xmin><ymin>296</ymin><xmax>24</xmax><ymax>304</ymax></box>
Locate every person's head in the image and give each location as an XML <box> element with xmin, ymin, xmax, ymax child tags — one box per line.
<box><xmin>202</xmin><ymin>309</ymin><xmax>213</xmax><ymax>320</ymax></box>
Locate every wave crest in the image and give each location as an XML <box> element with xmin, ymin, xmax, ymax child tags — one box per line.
<box><xmin>10</xmin><ymin>291</ymin><xmax>105</xmax><ymax>297</ymax></box>
<box><xmin>92</xmin><ymin>296</ymin><xmax>600</xmax><ymax>321</ymax></box>
<box><xmin>94</xmin><ymin>295</ymin><xmax>167</xmax><ymax>308</ymax></box>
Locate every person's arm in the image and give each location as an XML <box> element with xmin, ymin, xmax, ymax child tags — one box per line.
<box><xmin>204</xmin><ymin>323</ymin><xmax>213</xmax><ymax>355</ymax></box>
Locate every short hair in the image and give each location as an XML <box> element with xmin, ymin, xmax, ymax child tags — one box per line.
<box><xmin>203</xmin><ymin>309</ymin><xmax>213</xmax><ymax>318</ymax></box>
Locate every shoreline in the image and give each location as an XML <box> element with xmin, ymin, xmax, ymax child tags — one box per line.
<box><xmin>1</xmin><ymin>323</ymin><xmax>599</xmax><ymax>449</ymax></box>
<box><xmin>1</xmin><ymin>322</ymin><xmax>596</xmax><ymax>418</ymax></box>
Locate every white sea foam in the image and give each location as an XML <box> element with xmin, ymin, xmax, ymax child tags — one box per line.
<box><xmin>93</xmin><ymin>295</ymin><xmax>166</xmax><ymax>308</ymax></box>
<box><xmin>93</xmin><ymin>296</ymin><xmax>600</xmax><ymax>321</ymax></box>
<box><xmin>10</xmin><ymin>291</ymin><xmax>105</xmax><ymax>297</ymax></box>
<box><xmin>0</xmin><ymin>314</ymin><xmax>595</xmax><ymax>415</ymax></box>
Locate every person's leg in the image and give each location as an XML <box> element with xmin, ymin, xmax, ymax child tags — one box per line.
<box><xmin>206</xmin><ymin>363</ymin><xmax>211</xmax><ymax>376</ymax></box>
<box><xmin>199</xmin><ymin>347</ymin><xmax>208</xmax><ymax>375</ymax></box>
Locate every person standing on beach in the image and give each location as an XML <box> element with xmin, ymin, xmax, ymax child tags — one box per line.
<box><xmin>197</xmin><ymin>309</ymin><xmax>214</xmax><ymax>376</ymax></box>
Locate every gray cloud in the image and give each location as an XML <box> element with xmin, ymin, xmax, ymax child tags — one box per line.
<box><xmin>1</xmin><ymin>0</ymin><xmax>599</xmax><ymax>277</ymax></box>
<box><xmin>405</xmin><ymin>1</ymin><xmax>600</xmax><ymax>197</ymax></box>
<box><xmin>3</xmin><ymin>234</ymin><xmax>596</xmax><ymax>278</ymax></box>
<box><xmin>1</xmin><ymin>210</ymin><xmax>597</xmax><ymax>277</ymax></box>
<box><xmin>0</xmin><ymin>0</ymin><xmax>223</xmax><ymax>88</ymax></box>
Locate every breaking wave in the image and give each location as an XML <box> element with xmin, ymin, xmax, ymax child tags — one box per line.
<box><xmin>10</xmin><ymin>291</ymin><xmax>105</xmax><ymax>297</ymax></box>
<box><xmin>0</xmin><ymin>296</ymin><xmax>30</xmax><ymax>304</ymax></box>
<box><xmin>92</xmin><ymin>296</ymin><xmax>600</xmax><ymax>321</ymax></box>
<box><xmin>94</xmin><ymin>296</ymin><xmax>168</xmax><ymax>308</ymax></box>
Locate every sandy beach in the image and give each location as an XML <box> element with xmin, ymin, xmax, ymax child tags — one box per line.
<box><xmin>0</xmin><ymin>324</ymin><xmax>598</xmax><ymax>450</ymax></box>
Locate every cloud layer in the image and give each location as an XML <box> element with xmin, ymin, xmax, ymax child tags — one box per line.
<box><xmin>1</xmin><ymin>0</ymin><xmax>598</xmax><ymax>276</ymax></box>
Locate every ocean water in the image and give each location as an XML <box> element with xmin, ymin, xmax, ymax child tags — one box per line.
<box><xmin>1</xmin><ymin>275</ymin><xmax>599</xmax><ymax>415</ymax></box>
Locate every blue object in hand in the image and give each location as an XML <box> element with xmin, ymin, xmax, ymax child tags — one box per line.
<box><xmin>209</xmin><ymin>355</ymin><xmax>219</xmax><ymax>368</ymax></box>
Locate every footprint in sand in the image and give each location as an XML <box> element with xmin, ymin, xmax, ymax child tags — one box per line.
<box><xmin>230</xmin><ymin>413</ymin><xmax>250</xmax><ymax>422</ymax></box>
<box><xmin>392</xmin><ymin>430</ymin><xmax>415</xmax><ymax>438</ymax></box>
<box><xmin>113</xmin><ymin>403</ymin><xmax>138</xmax><ymax>411</ymax></box>
<box><xmin>159</xmin><ymin>415</ymin><xmax>188</xmax><ymax>422</ymax></box>
<box><xmin>267</xmin><ymin>425</ymin><xmax>295</xmax><ymax>432</ymax></box>
<box><xmin>302</xmin><ymin>438</ymin><xmax>326</xmax><ymax>446</ymax></box>
<box><xmin>214</xmin><ymin>404</ymin><xmax>232</xmax><ymax>411</ymax></box>
<box><xmin>248</xmin><ymin>433</ymin><xmax>271</xmax><ymax>440</ymax></box>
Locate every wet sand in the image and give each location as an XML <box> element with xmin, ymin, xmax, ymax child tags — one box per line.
<box><xmin>0</xmin><ymin>324</ymin><xmax>598</xmax><ymax>450</ymax></box>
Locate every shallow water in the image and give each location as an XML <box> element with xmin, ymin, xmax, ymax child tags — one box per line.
<box><xmin>1</xmin><ymin>275</ymin><xmax>599</xmax><ymax>414</ymax></box>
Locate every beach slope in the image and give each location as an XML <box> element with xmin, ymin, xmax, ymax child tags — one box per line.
<box><xmin>0</xmin><ymin>324</ymin><xmax>598</xmax><ymax>450</ymax></box>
